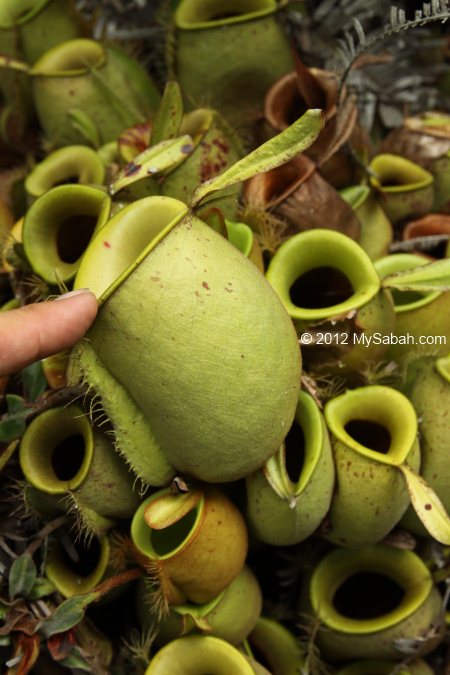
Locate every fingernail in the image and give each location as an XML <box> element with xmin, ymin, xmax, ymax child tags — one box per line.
<box><xmin>55</xmin><ymin>288</ymin><xmax>93</xmax><ymax>301</ymax></box>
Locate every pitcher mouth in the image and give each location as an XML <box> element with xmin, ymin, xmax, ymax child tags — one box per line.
<box><xmin>46</xmin><ymin>534</ymin><xmax>109</xmax><ymax>596</ymax></box>
<box><xmin>310</xmin><ymin>545</ymin><xmax>433</xmax><ymax>634</ymax></box>
<box><xmin>22</xmin><ymin>185</ymin><xmax>110</xmax><ymax>285</ymax></box>
<box><xmin>0</xmin><ymin>0</ymin><xmax>50</xmax><ymax>28</ymax></box>
<box><xmin>324</xmin><ymin>385</ymin><xmax>417</xmax><ymax>466</ymax></box>
<box><xmin>265</xmin><ymin>69</ymin><xmax>337</xmax><ymax>131</ymax></box>
<box><xmin>19</xmin><ymin>406</ymin><xmax>94</xmax><ymax>495</ymax></box>
<box><xmin>25</xmin><ymin>146</ymin><xmax>105</xmax><ymax>199</ymax></box>
<box><xmin>175</xmin><ymin>0</ymin><xmax>277</xmax><ymax>30</ymax></box>
<box><xmin>370</xmin><ymin>154</ymin><xmax>433</xmax><ymax>193</ymax></box>
<box><xmin>266</xmin><ymin>229</ymin><xmax>380</xmax><ymax>322</ymax></box>
<box><xmin>31</xmin><ymin>39</ymin><xmax>105</xmax><ymax>77</ymax></box>
<box><xmin>266</xmin><ymin>391</ymin><xmax>325</xmax><ymax>496</ymax></box>
<box><xmin>131</xmin><ymin>489</ymin><xmax>204</xmax><ymax>561</ymax></box>
<box><xmin>74</xmin><ymin>196</ymin><xmax>189</xmax><ymax>303</ymax></box>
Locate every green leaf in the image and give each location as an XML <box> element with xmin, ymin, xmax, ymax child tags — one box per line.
<box><xmin>399</xmin><ymin>464</ymin><xmax>450</xmax><ymax>545</ymax></box>
<box><xmin>41</xmin><ymin>592</ymin><xmax>99</xmax><ymax>638</ymax></box>
<box><xmin>22</xmin><ymin>362</ymin><xmax>47</xmax><ymax>402</ymax></box>
<box><xmin>68</xmin><ymin>109</ymin><xmax>101</xmax><ymax>148</ymax></box>
<box><xmin>382</xmin><ymin>258</ymin><xmax>450</xmax><ymax>292</ymax></box>
<box><xmin>9</xmin><ymin>554</ymin><xmax>37</xmax><ymax>600</ymax></box>
<box><xmin>190</xmin><ymin>109</ymin><xmax>324</xmax><ymax>209</ymax></box>
<box><xmin>151</xmin><ymin>81</ymin><xmax>183</xmax><ymax>146</ymax></box>
<box><xmin>59</xmin><ymin>649</ymin><xmax>93</xmax><ymax>671</ymax></box>
<box><xmin>6</xmin><ymin>395</ymin><xmax>27</xmax><ymax>415</ymax></box>
<box><xmin>0</xmin><ymin>395</ymin><xmax>29</xmax><ymax>442</ymax></box>
<box><xmin>109</xmin><ymin>135</ymin><xmax>194</xmax><ymax>195</ymax></box>
<box><xmin>28</xmin><ymin>577</ymin><xmax>56</xmax><ymax>600</ymax></box>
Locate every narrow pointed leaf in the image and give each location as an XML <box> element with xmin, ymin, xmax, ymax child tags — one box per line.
<box><xmin>40</xmin><ymin>592</ymin><xmax>100</xmax><ymax>638</ymax></box>
<box><xmin>9</xmin><ymin>554</ymin><xmax>37</xmax><ymax>600</ymax></box>
<box><xmin>293</xmin><ymin>52</ymin><xmax>326</xmax><ymax>109</ymax></box>
<box><xmin>28</xmin><ymin>578</ymin><xmax>56</xmax><ymax>600</ymax></box>
<box><xmin>59</xmin><ymin>650</ymin><xmax>92</xmax><ymax>671</ymax></box>
<box><xmin>151</xmin><ymin>81</ymin><xmax>183</xmax><ymax>145</ymax></box>
<box><xmin>399</xmin><ymin>464</ymin><xmax>450</xmax><ymax>545</ymax></box>
<box><xmin>190</xmin><ymin>109</ymin><xmax>324</xmax><ymax>209</ymax></box>
<box><xmin>382</xmin><ymin>258</ymin><xmax>450</xmax><ymax>292</ymax></box>
<box><xmin>109</xmin><ymin>135</ymin><xmax>194</xmax><ymax>195</ymax></box>
<box><xmin>6</xmin><ymin>395</ymin><xmax>27</xmax><ymax>415</ymax></box>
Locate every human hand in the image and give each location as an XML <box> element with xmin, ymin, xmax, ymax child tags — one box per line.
<box><xmin>0</xmin><ymin>289</ymin><xmax>98</xmax><ymax>376</ymax></box>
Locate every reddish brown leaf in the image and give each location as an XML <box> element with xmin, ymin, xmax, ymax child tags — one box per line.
<box><xmin>118</xmin><ymin>122</ymin><xmax>152</xmax><ymax>163</ymax></box>
<box><xmin>0</xmin><ymin>603</ymin><xmax>39</xmax><ymax>637</ymax></box>
<box><xmin>293</xmin><ymin>52</ymin><xmax>327</xmax><ymax>110</ymax></box>
<box><xmin>6</xmin><ymin>633</ymin><xmax>40</xmax><ymax>675</ymax></box>
<box><xmin>47</xmin><ymin>630</ymin><xmax>76</xmax><ymax>661</ymax></box>
<box><xmin>315</xmin><ymin>95</ymin><xmax>359</xmax><ymax>168</ymax></box>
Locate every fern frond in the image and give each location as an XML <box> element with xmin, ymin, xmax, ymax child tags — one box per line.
<box><xmin>338</xmin><ymin>1</ymin><xmax>450</xmax><ymax>96</ymax></box>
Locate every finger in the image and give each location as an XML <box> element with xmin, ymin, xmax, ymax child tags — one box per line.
<box><xmin>0</xmin><ymin>289</ymin><xmax>98</xmax><ymax>376</ymax></box>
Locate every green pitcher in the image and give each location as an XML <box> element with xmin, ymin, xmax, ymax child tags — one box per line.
<box><xmin>246</xmin><ymin>390</ymin><xmax>334</xmax><ymax>545</ymax></box>
<box><xmin>69</xmin><ymin>196</ymin><xmax>301</xmax><ymax>483</ymax></box>
<box><xmin>172</xmin><ymin>0</ymin><xmax>294</xmax><ymax>124</ymax></box>
<box><xmin>306</xmin><ymin>544</ymin><xmax>443</xmax><ymax>661</ymax></box>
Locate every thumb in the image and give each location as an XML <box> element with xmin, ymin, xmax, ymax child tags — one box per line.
<box><xmin>0</xmin><ymin>289</ymin><xmax>98</xmax><ymax>376</ymax></box>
